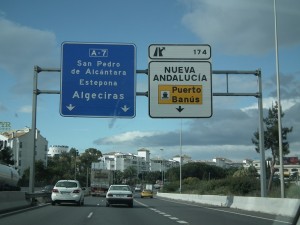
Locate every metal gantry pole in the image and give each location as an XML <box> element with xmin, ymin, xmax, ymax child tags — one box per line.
<box><xmin>29</xmin><ymin>66</ymin><xmax>38</xmax><ymax>195</ymax></box>
<box><xmin>257</xmin><ymin>69</ymin><xmax>267</xmax><ymax>197</ymax></box>
<box><xmin>212</xmin><ymin>69</ymin><xmax>266</xmax><ymax>197</ymax></box>
<box><xmin>29</xmin><ymin>66</ymin><xmax>60</xmax><ymax>195</ymax></box>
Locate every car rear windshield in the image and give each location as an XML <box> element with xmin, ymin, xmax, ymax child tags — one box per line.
<box><xmin>56</xmin><ymin>181</ymin><xmax>78</xmax><ymax>188</ymax></box>
<box><xmin>110</xmin><ymin>186</ymin><xmax>130</xmax><ymax>191</ymax></box>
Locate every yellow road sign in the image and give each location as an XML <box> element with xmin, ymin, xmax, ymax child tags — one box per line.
<box><xmin>158</xmin><ymin>85</ymin><xmax>202</xmax><ymax>104</ymax></box>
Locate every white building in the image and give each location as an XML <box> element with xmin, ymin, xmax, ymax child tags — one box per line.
<box><xmin>172</xmin><ymin>155</ymin><xmax>191</xmax><ymax>164</ymax></box>
<box><xmin>97</xmin><ymin>148</ymin><xmax>179</xmax><ymax>175</ymax></box>
<box><xmin>48</xmin><ymin>145</ymin><xmax>69</xmax><ymax>157</ymax></box>
<box><xmin>101</xmin><ymin>148</ymin><xmax>150</xmax><ymax>174</ymax></box>
<box><xmin>212</xmin><ymin>157</ymin><xmax>243</xmax><ymax>168</ymax></box>
<box><xmin>0</xmin><ymin>127</ymin><xmax>48</xmax><ymax>176</ymax></box>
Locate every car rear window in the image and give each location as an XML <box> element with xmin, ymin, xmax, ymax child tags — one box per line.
<box><xmin>56</xmin><ymin>181</ymin><xmax>78</xmax><ymax>188</ymax></box>
<box><xmin>110</xmin><ymin>186</ymin><xmax>130</xmax><ymax>191</ymax></box>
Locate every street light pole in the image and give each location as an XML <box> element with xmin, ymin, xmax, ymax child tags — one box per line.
<box><xmin>74</xmin><ymin>150</ymin><xmax>78</xmax><ymax>180</ymax></box>
<box><xmin>274</xmin><ymin>0</ymin><xmax>284</xmax><ymax>198</ymax></box>
<box><xmin>160</xmin><ymin>148</ymin><xmax>164</xmax><ymax>185</ymax></box>
<box><xmin>75</xmin><ymin>153</ymin><xmax>77</xmax><ymax>180</ymax></box>
<box><xmin>179</xmin><ymin>119</ymin><xmax>182</xmax><ymax>193</ymax></box>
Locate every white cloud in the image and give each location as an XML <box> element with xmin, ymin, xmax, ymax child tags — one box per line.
<box><xmin>18</xmin><ymin>105</ymin><xmax>32</xmax><ymax>113</ymax></box>
<box><xmin>241</xmin><ymin>97</ymin><xmax>300</xmax><ymax>112</ymax></box>
<box><xmin>0</xmin><ymin>17</ymin><xmax>59</xmax><ymax>95</ymax></box>
<box><xmin>180</xmin><ymin>0</ymin><xmax>300</xmax><ymax>55</ymax></box>
<box><xmin>94</xmin><ymin>101</ymin><xmax>300</xmax><ymax>161</ymax></box>
<box><xmin>94</xmin><ymin>130</ymin><xmax>162</xmax><ymax>145</ymax></box>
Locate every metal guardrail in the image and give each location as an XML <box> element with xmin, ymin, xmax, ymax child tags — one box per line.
<box><xmin>25</xmin><ymin>192</ymin><xmax>51</xmax><ymax>201</ymax></box>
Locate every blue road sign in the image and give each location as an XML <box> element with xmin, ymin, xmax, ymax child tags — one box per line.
<box><xmin>60</xmin><ymin>42</ymin><xmax>136</xmax><ymax>118</ymax></box>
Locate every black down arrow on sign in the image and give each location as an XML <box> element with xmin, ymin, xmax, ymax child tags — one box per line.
<box><xmin>176</xmin><ymin>106</ymin><xmax>184</xmax><ymax>112</ymax></box>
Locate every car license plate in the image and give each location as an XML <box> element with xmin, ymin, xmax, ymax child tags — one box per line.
<box><xmin>114</xmin><ymin>194</ymin><xmax>124</xmax><ymax>197</ymax></box>
<box><xmin>61</xmin><ymin>191</ymin><xmax>70</xmax><ymax>194</ymax></box>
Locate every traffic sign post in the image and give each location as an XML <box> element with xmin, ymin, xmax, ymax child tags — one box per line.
<box><xmin>60</xmin><ymin>42</ymin><xmax>136</xmax><ymax>118</ymax></box>
<box><xmin>148</xmin><ymin>61</ymin><xmax>212</xmax><ymax>118</ymax></box>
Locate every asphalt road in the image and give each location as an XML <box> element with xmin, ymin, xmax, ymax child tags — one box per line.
<box><xmin>0</xmin><ymin>193</ymin><xmax>294</xmax><ymax>225</ymax></box>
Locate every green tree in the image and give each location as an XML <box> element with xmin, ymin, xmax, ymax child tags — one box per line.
<box><xmin>165</xmin><ymin>166</ymin><xmax>180</xmax><ymax>182</ymax></box>
<box><xmin>19</xmin><ymin>160</ymin><xmax>50</xmax><ymax>186</ymax></box>
<box><xmin>79</xmin><ymin>148</ymin><xmax>102</xmax><ymax>168</ymax></box>
<box><xmin>232</xmin><ymin>166</ymin><xmax>258</xmax><ymax>178</ymax></box>
<box><xmin>34</xmin><ymin>160</ymin><xmax>51</xmax><ymax>186</ymax></box>
<box><xmin>252</xmin><ymin>102</ymin><xmax>292</xmax><ymax>191</ymax></box>
<box><xmin>142</xmin><ymin>171</ymin><xmax>161</xmax><ymax>184</ymax></box>
<box><xmin>113</xmin><ymin>170</ymin><xmax>123</xmax><ymax>184</ymax></box>
<box><xmin>78</xmin><ymin>148</ymin><xmax>102</xmax><ymax>185</ymax></box>
<box><xmin>48</xmin><ymin>152</ymin><xmax>73</xmax><ymax>181</ymax></box>
<box><xmin>123</xmin><ymin>166</ymin><xmax>137</xmax><ymax>185</ymax></box>
<box><xmin>165</xmin><ymin>162</ymin><xmax>227</xmax><ymax>183</ymax></box>
<box><xmin>0</xmin><ymin>146</ymin><xmax>14</xmax><ymax>165</ymax></box>
<box><xmin>182</xmin><ymin>162</ymin><xmax>226</xmax><ymax>180</ymax></box>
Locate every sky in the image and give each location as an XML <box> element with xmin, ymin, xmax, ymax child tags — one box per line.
<box><xmin>0</xmin><ymin>0</ymin><xmax>299</xmax><ymax>162</ymax></box>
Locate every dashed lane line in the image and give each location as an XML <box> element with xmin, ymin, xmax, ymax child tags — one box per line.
<box><xmin>87</xmin><ymin>212</ymin><xmax>93</xmax><ymax>219</ymax></box>
<box><xmin>135</xmin><ymin>200</ymin><xmax>189</xmax><ymax>224</ymax></box>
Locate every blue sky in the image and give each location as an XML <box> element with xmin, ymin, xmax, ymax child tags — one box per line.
<box><xmin>1</xmin><ymin>0</ymin><xmax>299</xmax><ymax>161</ymax></box>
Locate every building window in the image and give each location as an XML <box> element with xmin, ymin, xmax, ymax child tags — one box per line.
<box><xmin>19</xmin><ymin>142</ymin><xmax>22</xmax><ymax>148</ymax></box>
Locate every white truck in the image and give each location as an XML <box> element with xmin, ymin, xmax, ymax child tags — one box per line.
<box><xmin>145</xmin><ymin>184</ymin><xmax>153</xmax><ymax>191</ymax></box>
<box><xmin>90</xmin><ymin>168</ymin><xmax>113</xmax><ymax>197</ymax></box>
<box><xmin>0</xmin><ymin>164</ymin><xmax>20</xmax><ymax>191</ymax></box>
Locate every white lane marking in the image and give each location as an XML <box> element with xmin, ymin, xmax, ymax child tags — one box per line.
<box><xmin>135</xmin><ymin>199</ymin><xmax>189</xmax><ymax>224</ymax></box>
<box><xmin>159</xmin><ymin>197</ymin><xmax>291</xmax><ymax>224</ymax></box>
<box><xmin>87</xmin><ymin>212</ymin><xmax>93</xmax><ymax>218</ymax></box>
<box><xmin>170</xmin><ymin>217</ymin><xmax>179</xmax><ymax>220</ymax></box>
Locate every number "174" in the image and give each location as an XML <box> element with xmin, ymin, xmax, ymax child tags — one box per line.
<box><xmin>193</xmin><ymin>49</ymin><xmax>208</xmax><ymax>55</ymax></box>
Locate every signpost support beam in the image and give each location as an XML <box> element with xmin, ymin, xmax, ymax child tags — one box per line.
<box><xmin>29</xmin><ymin>66</ymin><xmax>38</xmax><ymax>196</ymax></box>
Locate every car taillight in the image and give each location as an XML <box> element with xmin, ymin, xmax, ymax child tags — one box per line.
<box><xmin>52</xmin><ymin>189</ymin><xmax>59</xmax><ymax>193</ymax></box>
<box><xmin>73</xmin><ymin>189</ymin><xmax>81</xmax><ymax>193</ymax></box>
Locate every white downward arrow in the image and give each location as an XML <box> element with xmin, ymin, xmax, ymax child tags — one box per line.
<box><xmin>66</xmin><ymin>104</ymin><xmax>75</xmax><ymax>111</ymax></box>
<box><xmin>121</xmin><ymin>105</ymin><xmax>130</xmax><ymax>112</ymax></box>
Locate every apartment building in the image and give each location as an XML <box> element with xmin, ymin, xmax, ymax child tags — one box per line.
<box><xmin>100</xmin><ymin>148</ymin><xmax>150</xmax><ymax>173</ymax></box>
<box><xmin>95</xmin><ymin>148</ymin><xmax>180</xmax><ymax>174</ymax></box>
<box><xmin>0</xmin><ymin>127</ymin><xmax>48</xmax><ymax>176</ymax></box>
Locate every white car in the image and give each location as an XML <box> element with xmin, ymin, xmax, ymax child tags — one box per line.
<box><xmin>51</xmin><ymin>180</ymin><xmax>85</xmax><ymax>206</ymax></box>
<box><xmin>106</xmin><ymin>185</ymin><xmax>133</xmax><ymax>208</ymax></box>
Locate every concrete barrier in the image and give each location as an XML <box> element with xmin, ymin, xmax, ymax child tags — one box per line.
<box><xmin>0</xmin><ymin>191</ymin><xmax>31</xmax><ymax>213</ymax></box>
<box><xmin>157</xmin><ymin>192</ymin><xmax>300</xmax><ymax>217</ymax></box>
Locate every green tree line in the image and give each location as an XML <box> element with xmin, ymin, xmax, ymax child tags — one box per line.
<box><xmin>18</xmin><ymin>148</ymin><xmax>163</xmax><ymax>187</ymax></box>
